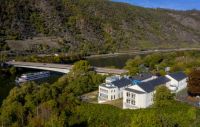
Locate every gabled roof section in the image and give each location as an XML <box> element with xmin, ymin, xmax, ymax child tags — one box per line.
<box><xmin>125</xmin><ymin>88</ymin><xmax>145</xmax><ymax>94</ymax></box>
<box><xmin>168</xmin><ymin>72</ymin><xmax>187</xmax><ymax>81</ymax></box>
<box><xmin>138</xmin><ymin>76</ymin><xmax>170</xmax><ymax>93</ymax></box>
<box><xmin>131</xmin><ymin>73</ymin><xmax>153</xmax><ymax>81</ymax></box>
<box><xmin>112</xmin><ymin>78</ymin><xmax>132</xmax><ymax>88</ymax></box>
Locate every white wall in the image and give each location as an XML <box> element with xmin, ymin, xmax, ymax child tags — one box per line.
<box><xmin>98</xmin><ymin>86</ymin><xmax>110</xmax><ymax>103</ymax></box>
<box><xmin>136</xmin><ymin>93</ymin><xmax>147</xmax><ymax>108</ymax></box>
<box><xmin>123</xmin><ymin>89</ymin><xmax>155</xmax><ymax>109</ymax></box>
<box><xmin>109</xmin><ymin>87</ymin><xmax>119</xmax><ymax>100</ymax></box>
<box><xmin>123</xmin><ymin>85</ymin><xmax>147</xmax><ymax>109</ymax></box>
<box><xmin>177</xmin><ymin>78</ymin><xmax>187</xmax><ymax>92</ymax></box>
<box><xmin>165</xmin><ymin>75</ymin><xmax>187</xmax><ymax>92</ymax></box>
<box><xmin>98</xmin><ymin>85</ymin><xmax>120</xmax><ymax>103</ymax></box>
<box><xmin>123</xmin><ymin>88</ymin><xmax>154</xmax><ymax>109</ymax></box>
<box><xmin>144</xmin><ymin>92</ymin><xmax>154</xmax><ymax>107</ymax></box>
<box><xmin>123</xmin><ymin>90</ymin><xmax>136</xmax><ymax>109</ymax></box>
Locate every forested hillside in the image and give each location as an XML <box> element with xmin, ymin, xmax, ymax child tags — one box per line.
<box><xmin>1</xmin><ymin>0</ymin><xmax>200</xmax><ymax>54</ymax></box>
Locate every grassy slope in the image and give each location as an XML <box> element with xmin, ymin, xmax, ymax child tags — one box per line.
<box><xmin>71</xmin><ymin>101</ymin><xmax>200</xmax><ymax>127</ymax></box>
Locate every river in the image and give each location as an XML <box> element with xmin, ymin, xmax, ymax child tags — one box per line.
<box><xmin>87</xmin><ymin>54</ymin><xmax>136</xmax><ymax>69</ymax></box>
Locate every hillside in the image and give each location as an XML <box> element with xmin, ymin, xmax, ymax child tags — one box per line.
<box><xmin>1</xmin><ymin>0</ymin><xmax>200</xmax><ymax>54</ymax></box>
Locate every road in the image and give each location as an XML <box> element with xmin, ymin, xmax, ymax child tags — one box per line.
<box><xmin>3</xmin><ymin>48</ymin><xmax>200</xmax><ymax>60</ymax></box>
<box><xmin>86</xmin><ymin>48</ymin><xmax>200</xmax><ymax>58</ymax></box>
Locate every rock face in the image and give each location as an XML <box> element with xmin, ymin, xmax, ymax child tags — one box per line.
<box><xmin>0</xmin><ymin>0</ymin><xmax>200</xmax><ymax>52</ymax></box>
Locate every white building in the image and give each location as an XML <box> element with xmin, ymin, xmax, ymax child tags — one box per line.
<box><xmin>123</xmin><ymin>76</ymin><xmax>170</xmax><ymax>109</ymax></box>
<box><xmin>98</xmin><ymin>74</ymin><xmax>156</xmax><ymax>103</ymax></box>
<box><xmin>98</xmin><ymin>76</ymin><xmax>132</xmax><ymax>103</ymax></box>
<box><xmin>123</xmin><ymin>72</ymin><xmax>187</xmax><ymax>109</ymax></box>
<box><xmin>166</xmin><ymin>72</ymin><xmax>188</xmax><ymax>92</ymax></box>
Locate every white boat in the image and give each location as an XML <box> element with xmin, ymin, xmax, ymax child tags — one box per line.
<box><xmin>15</xmin><ymin>71</ymin><xmax>50</xmax><ymax>84</ymax></box>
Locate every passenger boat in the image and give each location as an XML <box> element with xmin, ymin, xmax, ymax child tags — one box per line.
<box><xmin>15</xmin><ymin>71</ymin><xmax>50</xmax><ymax>84</ymax></box>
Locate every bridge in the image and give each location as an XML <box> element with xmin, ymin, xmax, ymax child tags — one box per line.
<box><xmin>6</xmin><ymin>61</ymin><xmax>128</xmax><ymax>75</ymax></box>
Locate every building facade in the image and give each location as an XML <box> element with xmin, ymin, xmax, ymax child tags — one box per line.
<box><xmin>123</xmin><ymin>76</ymin><xmax>170</xmax><ymax>109</ymax></box>
<box><xmin>166</xmin><ymin>72</ymin><xmax>188</xmax><ymax>92</ymax></box>
<box><xmin>98</xmin><ymin>76</ymin><xmax>132</xmax><ymax>103</ymax></box>
<box><xmin>98</xmin><ymin>74</ymin><xmax>156</xmax><ymax>103</ymax></box>
<box><xmin>123</xmin><ymin>72</ymin><xmax>187</xmax><ymax>109</ymax></box>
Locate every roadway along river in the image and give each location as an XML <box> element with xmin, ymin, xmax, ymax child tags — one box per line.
<box><xmin>86</xmin><ymin>48</ymin><xmax>200</xmax><ymax>68</ymax></box>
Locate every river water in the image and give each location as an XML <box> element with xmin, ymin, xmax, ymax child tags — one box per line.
<box><xmin>87</xmin><ymin>54</ymin><xmax>136</xmax><ymax>68</ymax></box>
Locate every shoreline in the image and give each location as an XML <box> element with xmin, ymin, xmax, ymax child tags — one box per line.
<box><xmin>86</xmin><ymin>48</ymin><xmax>200</xmax><ymax>59</ymax></box>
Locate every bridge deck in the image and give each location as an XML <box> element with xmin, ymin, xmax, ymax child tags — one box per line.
<box><xmin>7</xmin><ymin>61</ymin><xmax>73</xmax><ymax>69</ymax></box>
<box><xmin>6</xmin><ymin>61</ymin><xmax>128</xmax><ymax>74</ymax></box>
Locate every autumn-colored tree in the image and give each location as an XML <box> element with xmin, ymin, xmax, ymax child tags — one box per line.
<box><xmin>188</xmin><ymin>69</ymin><xmax>200</xmax><ymax>96</ymax></box>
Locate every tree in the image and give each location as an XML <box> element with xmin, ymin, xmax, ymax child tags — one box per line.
<box><xmin>9</xmin><ymin>66</ymin><xmax>16</xmax><ymax>75</ymax></box>
<box><xmin>68</xmin><ymin>60</ymin><xmax>105</xmax><ymax>95</ymax></box>
<box><xmin>154</xmin><ymin>86</ymin><xmax>174</xmax><ymax>107</ymax></box>
<box><xmin>125</xmin><ymin>56</ymin><xmax>143</xmax><ymax>75</ymax></box>
<box><xmin>71</xmin><ymin>60</ymin><xmax>91</xmax><ymax>75</ymax></box>
<box><xmin>0</xmin><ymin>52</ymin><xmax>8</xmax><ymax>62</ymax></box>
<box><xmin>144</xmin><ymin>53</ymin><xmax>162</xmax><ymax>69</ymax></box>
<box><xmin>187</xmin><ymin>69</ymin><xmax>200</xmax><ymax>96</ymax></box>
<box><xmin>0</xmin><ymin>38</ymin><xmax>10</xmax><ymax>51</ymax></box>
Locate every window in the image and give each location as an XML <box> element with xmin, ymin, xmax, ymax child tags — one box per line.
<box><xmin>114</xmin><ymin>95</ymin><xmax>115</xmax><ymax>99</ymax></box>
<box><xmin>127</xmin><ymin>92</ymin><xmax>130</xmax><ymax>97</ymax></box>
<box><xmin>131</xmin><ymin>93</ymin><xmax>135</xmax><ymax>99</ymax></box>
<box><xmin>111</xmin><ymin>95</ymin><xmax>113</xmax><ymax>100</ymax></box>
<box><xmin>131</xmin><ymin>100</ymin><xmax>135</xmax><ymax>105</ymax></box>
<box><xmin>100</xmin><ymin>93</ymin><xmax>108</xmax><ymax>99</ymax></box>
<box><xmin>100</xmin><ymin>88</ymin><xmax>108</xmax><ymax>93</ymax></box>
<box><xmin>126</xmin><ymin>99</ymin><xmax>130</xmax><ymax>104</ymax></box>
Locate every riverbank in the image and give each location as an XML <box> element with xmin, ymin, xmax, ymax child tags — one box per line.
<box><xmin>86</xmin><ymin>48</ymin><xmax>200</xmax><ymax>58</ymax></box>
